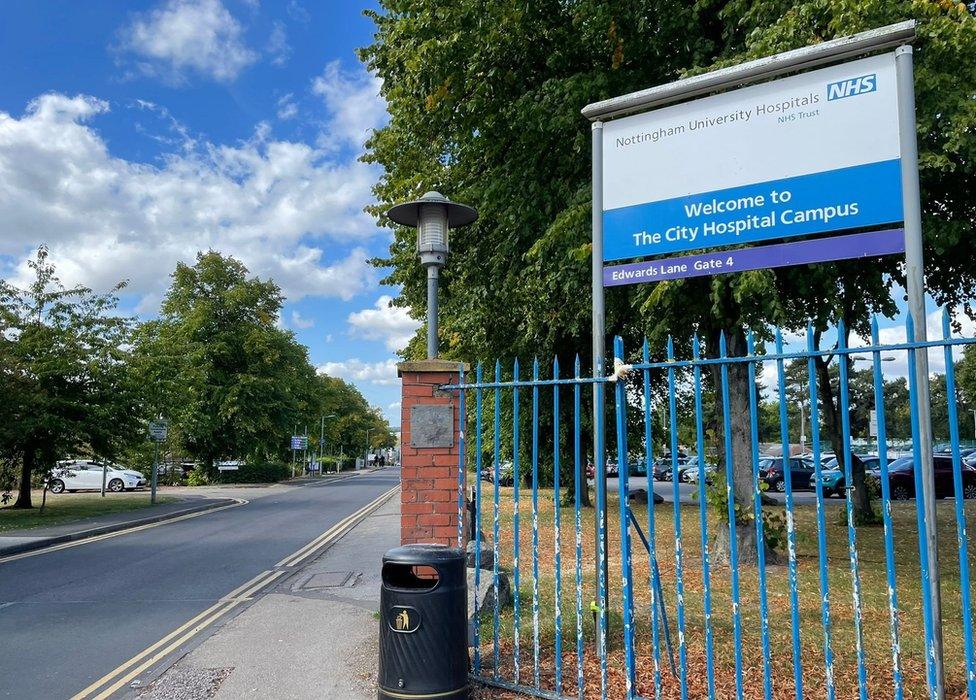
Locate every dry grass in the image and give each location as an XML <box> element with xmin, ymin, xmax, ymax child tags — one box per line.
<box><xmin>471</xmin><ymin>481</ymin><xmax>976</xmax><ymax>698</ymax></box>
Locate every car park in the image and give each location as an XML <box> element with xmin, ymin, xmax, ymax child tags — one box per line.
<box><xmin>47</xmin><ymin>460</ymin><xmax>147</xmax><ymax>494</ymax></box>
<box><xmin>479</xmin><ymin>461</ymin><xmax>516</xmax><ymax>486</ymax></box>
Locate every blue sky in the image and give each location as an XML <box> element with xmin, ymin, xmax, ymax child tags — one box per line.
<box><xmin>0</xmin><ymin>0</ymin><xmax>415</xmax><ymax>425</ymax></box>
<box><xmin>0</xmin><ymin>2</ymin><xmax>969</xmax><ymax>428</ymax></box>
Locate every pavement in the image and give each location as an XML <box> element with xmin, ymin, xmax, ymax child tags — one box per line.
<box><xmin>0</xmin><ymin>467</ymin><xmax>400</xmax><ymax>699</ymax></box>
<box><xmin>137</xmin><ymin>494</ymin><xmax>401</xmax><ymax>699</ymax></box>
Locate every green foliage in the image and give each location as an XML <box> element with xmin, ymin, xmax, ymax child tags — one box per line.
<box><xmin>701</xmin><ymin>468</ymin><xmax>788</xmax><ymax>553</ymax></box>
<box><xmin>132</xmin><ymin>252</ymin><xmax>319</xmax><ymax>473</ymax></box>
<box><xmin>0</xmin><ymin>246</ymin><xmax>139</xmax><ymax>508</ymax></box>
<box><xmin>217</xmin><ymin>461</ymin><xmax>290</xmax><ymax>484</ymax></box>
<box><xmin>187</xmin><ymin>469</ymin><xmax>210</xmax><ymax>487</ymax></box>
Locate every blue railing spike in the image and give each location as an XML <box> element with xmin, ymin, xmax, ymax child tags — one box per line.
<box><xmin>871</xmin><ymin>314</ymin><xmax>879</xmax><ymax>335</ymax></box>
<box><xmin>574</xmin><ymin>354</ymin><xmax>580</xmax><ymax>377</ymax></box>
<box><xmin>942</xmin><ymin>306</ymin><xmax>952</xmax><ymax>334</ymax></box>
<box><xmin>553</xmin><ymin>355</ymin><xmax>559</xmax><ymax>373</ymax></box>
<box><xmin>643</xmin><ymin>336</ymin><xmax>650</xmax><ymax>355</ymax></box>
<box><xmin>906</xmin><ymin>311</ymin><xmax>916</xmax><ymax>340</ymax></box>
<box><xmin>692</xmin><ymin>333</ymin><xmax>700</xmax><ymax>355</ymax></box>
<box><xmin>719</xmin><ymin>330</ymin><xmax>728</xmax><ymax>355</ymax></box>
<box><xmin>837</xmin><ymin>317</ymin><xmax>846</xmax><ymax>338</ymax></box>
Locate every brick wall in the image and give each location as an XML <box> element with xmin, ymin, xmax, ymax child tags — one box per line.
<box><xmin>398</xmin><ymin>360</ymin><xmax>466</xmax><ymax>546</ymax></box>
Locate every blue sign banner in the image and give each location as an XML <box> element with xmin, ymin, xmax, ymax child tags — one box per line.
<box><xmin>603</xmin><ymin>228</ymin><xmax>904</xmax><ymax>287</ymax></box>
<box><xmin>602</xmin><ymin>159</ymin><xmax>903</xmax><ymax>262</ymax></box>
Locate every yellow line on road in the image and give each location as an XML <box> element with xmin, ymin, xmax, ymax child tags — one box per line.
<box><xmin>71</xmin><ymin>569</ymin><xmax>285</xmax><ymax>700</ymax></box>
<box><xmin>0</xmin><ymin>499</ymin><xmax>247</xmax><ymax>565</ymax></box>
<box><xmin>276</xmin><ymin>485</ymin><xmax>399</xmax><ymax>568</ymax></box>
<box><xmin>70</xmin><ymin>483</ymin><xmax>399</xmax><ymax>699</ymax></box>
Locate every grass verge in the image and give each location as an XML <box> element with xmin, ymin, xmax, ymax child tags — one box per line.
<box><xmin>0</xmin><ymin>491</ymin><xmax>177</xmax><ymax>533</ymax></box>
<box><xmin>472</xmin><ymin>480</ymin><xmax>975</xmax><ymax>699</ymax></box>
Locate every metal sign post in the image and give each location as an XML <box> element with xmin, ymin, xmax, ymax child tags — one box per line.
<box><xmin>148</xmin><ymin>420</ymin><xmax>168</xmax><ymax>505</ymax></box>
<box><xmin>895</xmin><ymin>43</ymin><xmax>943</xmax><ymax>694</ymax></box>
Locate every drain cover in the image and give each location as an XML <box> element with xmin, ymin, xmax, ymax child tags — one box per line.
<box><xmin>301</xmin><ymin>571</ymin><xmax>354</xmax><ymax>589</ymax></box>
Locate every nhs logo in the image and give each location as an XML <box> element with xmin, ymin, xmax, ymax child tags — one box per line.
<box><xmin>826</xmin><ymin>74</ymin><xmax>877</xmax><ymax>101</ymax></box>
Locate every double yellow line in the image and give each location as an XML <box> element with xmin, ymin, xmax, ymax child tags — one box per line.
<box><xmin>72</xmin><ymin>485</ymin><xmax>399</xmax><ymax>700</ymax></box>
<box><xmin>277</xmin><ymin>485</ymin><xmax>399</xmax><ymax>568</ymax></box>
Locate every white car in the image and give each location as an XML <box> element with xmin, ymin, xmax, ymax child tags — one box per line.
<box><xmin>48</xmin><ymin>460</ymin><xmax>147</xmax><ymax>494</ymax></box>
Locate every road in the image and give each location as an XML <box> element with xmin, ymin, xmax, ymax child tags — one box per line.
<box><xmin>0</xmin><ymin>468</ymin><xmax>400</xmax><ymax>700</ymax></box>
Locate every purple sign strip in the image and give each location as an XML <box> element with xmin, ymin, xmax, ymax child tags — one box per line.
<box><xmin>603</xmin><ymin>228</ymin><xmax>905</xmax><ymax>287</ymax></box>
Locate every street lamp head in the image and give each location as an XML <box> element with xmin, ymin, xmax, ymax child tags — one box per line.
<box><xmin>385</xmin><ymin>191</ymin><xmax>478</xmax><ymax>269</ymax></box>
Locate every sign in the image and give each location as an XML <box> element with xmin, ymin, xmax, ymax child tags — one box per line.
<box><xmin>410</xmin><ymin>405</ymin><xmax>454</xmax><ymax>448</ymax></box>
<box><xmin>148</xmin><ymin>420</ymin><xmax>168</xmax><ymax>442</ymax></box>
<box><xmin>604</xmin><ymin>228</ymin><xmax>904</xmax><ymax>287</ymax></box>
<box><xmin>602</xmin><ymin>53</ymin><xmax>902</xmax><ymax>262</ymax></box>
<box><xmin>290</xmin><ymin>435</ymin><xmax>308</xmax><ymax>450</ymax></box>
<box><xmin>870</xmin><ymin>409</ymin><xmax>879</xmax><ymax>438</ymax></box>
<box><xmin>389</xmin><ymin>606</ymin><xmax>420</xmax><ymax>633</ymax></box>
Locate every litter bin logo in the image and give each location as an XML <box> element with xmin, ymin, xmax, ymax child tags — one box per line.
<box><xmin>390</xmin><ymin>606</ymin><xmax>420</xmax><ymax>633</ymax></box>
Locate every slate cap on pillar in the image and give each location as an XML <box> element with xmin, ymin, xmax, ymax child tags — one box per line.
<box><xmin>397</xmin><ymin>360</ymin><xmax>469</xmax><ymax>377</ymax></box>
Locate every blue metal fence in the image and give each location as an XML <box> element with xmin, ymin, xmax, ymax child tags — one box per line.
<box><xmin>446</xmin><ymin>311</ymin><xmax>976</xmax><ymax>699</ymax></box>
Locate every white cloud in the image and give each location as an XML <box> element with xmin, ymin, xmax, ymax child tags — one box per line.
<box><xmin>312</xmin><ymin>61</ymin><xmax>386</xmax><ymax>151</ymax></box>
<box><xmin>290</xmin><ymin>310</ymin><xmax>314</xmax><ymax>329</ymax></box>
<box><xmin>267</xmin><ymin>20</ymin><xmax>291</xmax><ymax>67</ymax></box>
<box><xmin>388</xmin><ymin>401</ymin><xmax>402</xmax><ymax>410</ymax></box>
<box><xmin>119</xmin><ymin>0</ymin><xmax>257</xmax><ymax>83</ymax></box>
<box><xmin>286</xmin><ymin>1</ymin><xmax>310</xmax><ymax>23</ymax></box>
<box><xmin>347</xmin><ymin>295</ymin><xmax>420</xmax><ymax>352</ymax></box>
<box><xmin>318</xmin><ymin>358</ymin><xmax>399</xmax><ymax>385</ymax></box>
<box><xmin>0</xmin><ymin>92</ymin><xmax>380</xmax><ymax>305</ymax></box>
<box><xmin>277</xmin><ymin>93</ymin><xmax>298</xmax><ymax>120</ymax></box>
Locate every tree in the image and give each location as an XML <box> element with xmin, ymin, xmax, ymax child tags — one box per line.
<box><xmin>0</xmin><ymin>247</ymin><xmax>137</xmax><ymax>509</ymax></box>
<box><xmin>134</xmin><ymin>252</ymin><xmax>318</xmax><ymax>476</ymax></box>
<box><xmin>360</xmin><ymin>1</ymin><xmax>976</xmax><ymax>554</ymax></box>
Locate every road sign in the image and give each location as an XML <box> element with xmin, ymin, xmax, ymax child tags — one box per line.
<box><xmin>149</xmin><ymin>420</ymin><xmax>168</xmax><ymax>442</ymax></box>
<box><xmin>601</xmin><ymin>53</ymin><xmax>902</xmax><ymax>262</ymax></box>
<box><xmin>290</xmin><ymin>435</ymin><xmax>308</xmax><ymax>450</ymax></box>
<box><xmin>870</xmin><ymin>409</ymin><xmax>879</xmax><ymax>438</ymax></box>
<box><xmin>604</xmin><ymin>227</ymin><xmax>904</xmax><ymax>287</ymax></box>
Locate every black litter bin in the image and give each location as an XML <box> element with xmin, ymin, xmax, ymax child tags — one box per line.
<box><xmin>378</xmin><ymin>544</ymin><xmax>469</xmax><ymax>699</ymax></box>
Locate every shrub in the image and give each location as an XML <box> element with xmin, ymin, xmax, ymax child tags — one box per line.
<box><xmin>218</xmin><ymin>461</ymin><xmax>290</xmax><ymax>484</ymax></box>
<box><xmin>187</xmin><ymin>469</ymin><xmax>210</xmax><ymax>486</ymax></box>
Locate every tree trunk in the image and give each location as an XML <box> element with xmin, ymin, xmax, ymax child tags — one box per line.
<box><xmin>13</xmin><ymin>449</ymin><xmax>34</xmax><ymax>509</ymax></box>
<box><xmin>710</xmin><ymin>334</ymin><xmax>766</xmax><ymax>566</ymax></box>
<box><xmin>815</xmin><ymin>355</ymin><xmax>877</xmax><ymax>524</ymax></box>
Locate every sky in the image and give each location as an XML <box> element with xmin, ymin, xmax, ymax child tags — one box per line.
<box><xmin>0</xmin><ymin>0</ymin><xmax>416</xmax><ymax>425</ymax></box>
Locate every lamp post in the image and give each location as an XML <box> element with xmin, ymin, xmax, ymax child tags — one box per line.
<box><xmin>319</xmin><ymin>413</ymin><xmax>336</xmax><ymax>476</ymax></box>
<box><xmin>386</xmin><ymin>192</ymin><xmax>478</xmax><ymax>359</ymax></box>
<box><xmin>364</xmin><ymin>428</ymin><xmax>373</xmax><ymax>471</ymax></box>
<box><xmin>852</xmin><ymin>355</ymin><xmax>896</xmax><ymax>454</ymax></box>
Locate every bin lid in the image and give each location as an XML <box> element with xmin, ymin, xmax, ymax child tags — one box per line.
<box><xmin>383</xmin><ymin>544</ymin><xmax>464</xmax><ymax>565</ymax></box>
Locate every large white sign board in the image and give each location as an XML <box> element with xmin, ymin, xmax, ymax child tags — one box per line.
<box><xmin>602</xmin><ymin>53</ymin><xmax>903</xmax><ymax>261</ymax></box>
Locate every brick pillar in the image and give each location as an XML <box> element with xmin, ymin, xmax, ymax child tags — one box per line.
<box><xmin>398</xmin><ymin>360</ymin><xmax>467</xmax><ymax>546</ymax></box>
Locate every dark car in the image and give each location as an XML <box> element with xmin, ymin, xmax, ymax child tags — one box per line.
<box><xmin>886</xmin><ymin>455</ymin><xmax>976</xmax><ymax>500</ymax></box>
<box><xmin>759</xmin><ymin>457</ymin><xmax>815</xmax><ymax>492</ymax></box>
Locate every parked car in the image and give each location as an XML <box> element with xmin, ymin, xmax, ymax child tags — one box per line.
<box><xmin>479</xmin><ymin>461</ymin><xmax>516</xmax><ymax>487</ymax></box>
<box><xmin>886</xmin><ymin>455</ymin><xmax>976</xmax><ymax>500</ymax></box>
<box><xmin>677</xmin><ymin>456</ymin><xmax>713</xmax><ymax>483</ymax></box>
<box><xmin>48</xmin><ymin>460</ymin><xmax>147</xmax><ymax>494</ymax></box>
<box><xmin>810</xmin><ymin>455</ymin><xmax>886</xmax><ymax>497</ymax></box>
<box><xmin>683</xmin><ymin>463</ymin><xmax>719</xmax><ymax>484</ymax></box>
<box><xmin>759</xmin><ymin>457</ymin><xmax>815</xmax><ymax>492</ymax></box>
